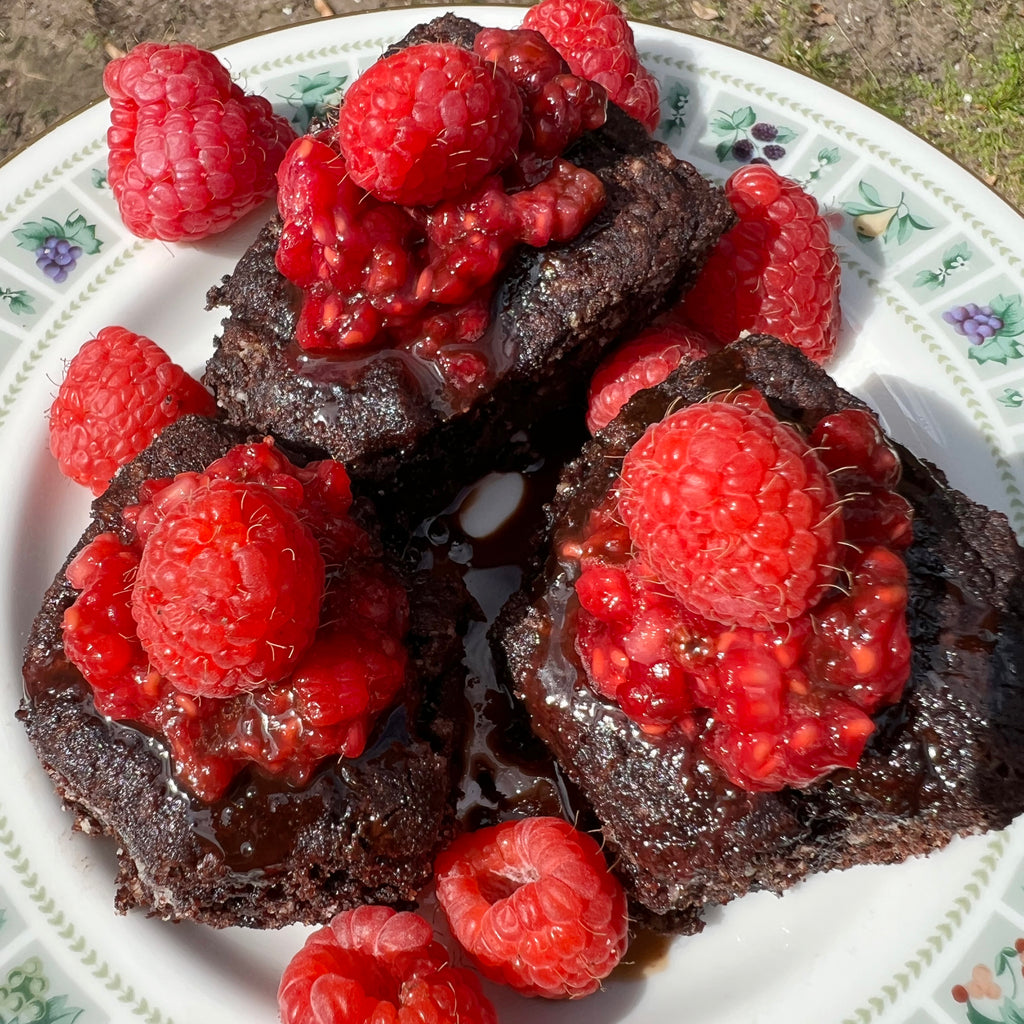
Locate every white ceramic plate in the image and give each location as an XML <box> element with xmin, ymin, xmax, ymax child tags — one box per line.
<box><xmin>2</xmin><ymin>8</ymin><xmax>1024</xmax><ymax>1024</ymax></box>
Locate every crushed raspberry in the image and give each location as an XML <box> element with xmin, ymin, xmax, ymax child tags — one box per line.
<box><xmin>571</xmin><ymin>395</ymin><xmax>913</xmax><ymax>791</ymax></box>
<box><xmin>507</xmin><ymin>158</ymin><xmax>606</xmax><ymax>246</ymax></box>
<box><xmin>276</xmin><ymin>132</ymin><xmax>604</xmax><ymax>361</ymax></box>
<box><xmin>585</xmin><ymin>319</ymin><xmax>713</xmax><ymax>433</ymax></box>
<box><xmin>131</xmin><ymin>477</ymin><xmax>325</xmax><ymax>698</ymax></box>
<box><xmin>61</xmin><ymin>440</ymin><xmax>410</xmax><ymax>802</ymax></box>
<box><xmin>62</xmin><ymin>533</ymin><xmax>153</xmax><ymax>720</ymax></box>
<box><xmin>278</xmin><ymin>905</ymin><xmax>497</xmax><ymax>1024</ymax></box>
<box><xmin>48</xmin><ymin>326</ymin><xmax>216</xmax><ymax>494</ymax></box>
<box><xmin>618</xmin><ymin>393</ymin><xmax>844</xmax><ymax>628</ymax></box>
<box><xmin>337</xmin><ymin>43</ymin><xmax>523</xmax><ymax>207</ymax></box>
<box><xmin>680</xmin><ymin>164</ymin><xmax>841</xmax><ymax>363</ymax></box>
<box><xmin>523</xmin><ymin>0</ymin><xmax>661</xmax><ymax>132</ymax></box>
<box><xmin>434</xmin><ymin>816</ymin><xmax>628</xmax><ymax>999</ymax></box>
<box><xmin>473</xmin><ymin>27</ymin><xmax>607</xmax><ymax>183</ymax></box>
<box><xmin>104</xmin><ymin>42</ymin><xmax>295</xmax><ymax>241</ymax></box>
<box><xmin>277</xmin><ymin>33</ymin><xmax>611</xmax><ymax>396</ymax></box>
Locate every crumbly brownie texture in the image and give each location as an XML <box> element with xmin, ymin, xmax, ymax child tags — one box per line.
<box><xmin>497</xmin><ymin>335</ymin><xmax>1024</xmax><ymax>930</ymax></box>
<box><xmin>203</xmin><ymin>16</ymin><xmax>733</xmax><ymax>521</ymax></box>
<box><xmin>19</xmin><ymin>415</ymin><xmax>474</xmax><ymax>928</ymax></box>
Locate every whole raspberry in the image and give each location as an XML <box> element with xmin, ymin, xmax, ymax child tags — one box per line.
<box><xmin>131</xmin><ymin>476</ymin><xmax>325</xmax><ymax>697</ymax></box>
<box><xmin>104</xmin><ymin>42</ymin><xmax>295</xmax><ymax>241</ymax></box>
<box><xmin>617</xmin><ymin>394</ymin><xmax>843</xmax><ymax>628</ymax></box>
<box><xmin>523</xmin><ymin>0</ymin><xmax>661</xmax><ymax>132</ymax></box>
<box><xmin>337</xmin><ymin>43</ymin><xmax>523</xmax><ymax>207</ymax></box>
<box><xmin>586</xmin><ymin>320</ymin><xmax>713</xmax><ymax>433</ymax></box>
<box><xmin>434</xmin><ymin>816</ymin><xmax>628</xmax><ymax>999</ymax></box>
<box><xmin>681</xmin><ymin>163</ymin><xmax>841</xmax><ymax>363</ymax></box>
<box><xmin>278</xmin><ymin>906</ymin><xmax>497</xmax><ymax>1024</ymax></box>
<box><xmin>48</xmin><ymin>325</ymin><xmax>216</xmax><ymax>494</ymax></box>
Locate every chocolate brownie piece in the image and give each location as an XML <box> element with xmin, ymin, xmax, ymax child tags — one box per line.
<box><xmin>203</xmin><ymin>15</ymin><xmax>733</xmax><ymax>522</ymax></box>
<box><xmin>497</xmin><ymin>335</ymin><xmax>1024</xmax><ymax>929</ymax></box>
<box><xmin>19</xmin><ymin>415</ymin><xmax>475</xmax><ymax>928</ymax></box>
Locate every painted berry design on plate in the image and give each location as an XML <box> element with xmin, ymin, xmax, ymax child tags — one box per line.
<box><xmin>12</xmin><ymin>212</ymin><xmax>102</xmax><ymax>284</ymax></box>
<box><xmin>0</xmin><ymin>956</ymin><xmax>84</xmax><ymax>1024</ymax></box>
<box><xmin>950</xmin><ymin>939</ymin><xmax>1024</xmax><ymax>1022</ymax></box>
<box><xmin>710</xmin><ymin>106</ymin><xmax>797</xmax><ymax>164</ymax></box>
<box><xmin>841</xmin><ymin>181</ymin><xmax>933</xmax><ymax>244</ymax></box>
<box><xmin>915</xmin><ymin>241</ymin><xmax>972</xmax><ymax>289</ymax></box>
<box><xmin>280</xmin><ymin>71</ymin><xmax>348</xmax><ymax>132</ymax></box>
<box><xmin>942</xmin><ymin>294</ymin><xmax>1024</xmax><ymax>364</ymax></box>
<box><xmin>0</xmin><ymin>286</ymin><xmax>35</xmax><ymax>317</ymax></box>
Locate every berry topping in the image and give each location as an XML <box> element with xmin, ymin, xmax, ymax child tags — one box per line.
<box><xmin>571</xmin><ymin>396</ymin><xmax>913</xmax><ymax>791</ymax></box>
<box><xmin>131</xmin><ymin>476</ymin><xmax>325</xmax><ymax>698</ymax></box>
<box><xmin>337</xmin><ymin>43</ymin><xmax>523</xmax><ymax>207</ymax></box>
<box><xmin>104</xmin><ymin>42</ymin><xmax>295</xmax><ymax>241</ymax></box>
<box><xmin>276</xmin><ymin>131</ymin><xmax>604</xmax><ymax>361</ymax></box>
<box><xmin>48</xmin><ymin>325</ymin><xmax>216</xmax><ymax>494</ymax></box>
<box><xmin>618</xmin><ymin>394</ymin><xmax>843</xmax><ymax>628</ymax></box>
<box><xmin>278</xmin><ymin>905</ymin><xmax>497</xmax><ymax>1024</ymax></box>
<box><xmin>434</xmin><ymin>816</ymin><xmax>628</xmax><ymax>999</ymax></box>
<box><xmin>523</xmin><ymin>0</ymin><xmax>661</xmax><ymax>132</ymax></box>
<box><xmin>681</xmin><ymin>163</ymin><xmax>841</xmax><ymax>363</ymax></box>
<box><xmin>61</xmin><ymin>440</ymin><xmax>410</xmax><ymax>801</ymax></box>
<box><xmin>585</xmin><ymin>319</ymin><xmax>713</xmax><ymax>433</ymax></box>
<box><xmin>473</xmin><ymin>27</ymin><xmax>607</xmax><ymax>182</ymax></box>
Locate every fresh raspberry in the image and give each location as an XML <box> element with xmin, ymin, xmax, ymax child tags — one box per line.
<box><xmin>104</xmin><ymin>42</ymin><xmax>295</xmax><ymax>241</ymax></box>
<box><xmin>131</xmin><ymin>476</ymin><xmax>325</xmax><ymax>697</ymax></box>
<box><xmin>337</xmin><ymin>43</ymin><xmax>523</xmax><ymax>207</ymax></box>
<box><xmin>585</xmin><ymin>320</ymin><xmax>713</xmax><ymax>433</ymax></box>
<box><xmin>618</xmin><ymin>394</ymin><xmax>844</xmax><ymax>628</ymax></box>
<box><xmin>523</xmin><ymin>0</ymin><xmax>661</xmax><ymax>132</ymax></box>
<box><xmin>278</xmin><ymin>906</ymin><xmax>497</xmax><ymax>1024</ymax></box>
<box><xmin>48</xmin><ymin>325</ymin><xmax>216</xmax><ymax>494</ymax></box>
<box><xmin>434</xmin><ymin>816</ymin><xmax>628</xmax><ymax>999</ymax></box>
<box><xmin>681</xmin><ymin>164</ymin><xmax>841</xmax><ymax>362</ymax></box>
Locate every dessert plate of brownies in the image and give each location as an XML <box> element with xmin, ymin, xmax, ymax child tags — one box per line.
<box><xmin>1</xmin><ymin>5</ymin><xmax>1024</xmax><ymax>1023</ymax></box>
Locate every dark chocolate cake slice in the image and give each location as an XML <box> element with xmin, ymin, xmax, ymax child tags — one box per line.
<box><xmin>203</xmin><ymin>15</ymin><xmax>733</xmax><ymax>521</ymax></box>
<box><xmin>497</xmin><ymin>335</ymin><xmax>1024</xmax><ymax>930</ymax></box>
<box><xmin>19</xmin><ymin>414</ymin><xmax>475</xmax><ymax>928</ymax></box>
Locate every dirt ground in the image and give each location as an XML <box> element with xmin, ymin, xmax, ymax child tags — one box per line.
<box><xmin>2</xmin><ymin>0</ymin><xmax>1022</xmax><ymax>208</ymax></box>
